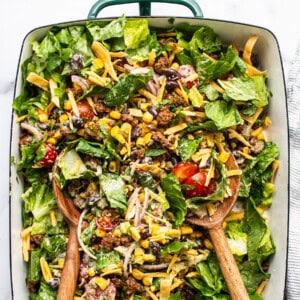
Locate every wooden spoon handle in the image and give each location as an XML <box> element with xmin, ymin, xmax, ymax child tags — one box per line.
<box><xmin>57</xmin><ymin>225</ymin><xmax>80</xmax><ymax>300</ymax></box>
<box><xmin>209</xmin><ymin>226</ymin><xmax>249</xmax><ymax>300</ymax></box>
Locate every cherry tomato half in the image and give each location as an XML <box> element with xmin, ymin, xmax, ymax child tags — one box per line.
<box><xmin>173</xmin><ymin>162</ymin><xmax>199</xmax><ymax>183</ymax></box>
<box><xmin>71</xmin><ymin>101</ymin><xmax>94</xmax><ymax>120</ymax></box>
<box><xmin>184</xmin><ymin>171</ymin><xmax>216</xmax><ymax>197</ymax></box>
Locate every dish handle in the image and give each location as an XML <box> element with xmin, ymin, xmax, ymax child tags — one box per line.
<box><xmin>88</xmin><ymin>0</ymin><xmax>203</xmax><ymax>18</ymax></box>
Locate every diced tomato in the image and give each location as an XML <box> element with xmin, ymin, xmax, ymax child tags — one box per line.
<box><xmin>183</xmin><ymin>171</ymin><xmax>216</xmax><ymax>197</ymax></box>
<box><xmin>173</xmin><ymin>162</ymin><xmax>199</xmax><ymax>183</ymax></box>
<box><xmin>36</xmin><ymin>143</ymin><xmax>57</xmax><ymax>167</ymax></box>
<box><xmin>72</xmin><ymin>101</ymin><xmax>94</xmax><ymax>120</ymax></box>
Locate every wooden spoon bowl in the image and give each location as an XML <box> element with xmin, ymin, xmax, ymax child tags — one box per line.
<box><xmin>187</xmin><ymin>152</ymin><xmax>249</xmax><ymax>300</ymax></box>
<box><xmin>52</xmin><ymin>164</ymin><xmax>80</xmax><ymax>300</ymax></box>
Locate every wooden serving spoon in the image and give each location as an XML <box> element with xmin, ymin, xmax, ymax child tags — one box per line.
<box><xmin>187</xmin><ymin>152</ymin><xmax>249</xmax><ymax>300</ymax></box>
<box><xmin>52</xmin><ymin>164</ymin><xmax>80</xmax><ymax>300</ymax></box>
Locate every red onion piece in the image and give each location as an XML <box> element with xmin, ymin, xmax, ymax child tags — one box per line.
<box><xmin>71</xmin><ymin>75</ymin><xmax>89</xmax><ymax>92</ymax></box>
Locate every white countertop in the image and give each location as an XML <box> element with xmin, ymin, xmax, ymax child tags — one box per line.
<box><xmin>0</xmin><ymin>1</ymin><xmax>298</xmax><ymax>299</ymax></box>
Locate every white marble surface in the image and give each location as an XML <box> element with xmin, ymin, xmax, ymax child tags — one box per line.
<box><xmin>0</xmin><ymin>0</ymin><xmax>298</xmax><ymax>299</ymax></box>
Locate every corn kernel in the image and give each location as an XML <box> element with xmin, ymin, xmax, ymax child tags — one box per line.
<box><xmin>143</xmin><ymin>276</ymin><xmax>153</xmax><ymax>286</ymax></box>
<box><xmin>88</xmin><ymin>268</ymin><xmax>96</xmax><ymax>277</ymax></box>
<box><xmin>113</xmin><ymin>229</ymin><xmax>121</xmax><ymax>237</ymax></box>
<box><xmin>134</xmin><ymin>248</ymin><xmax>145</xmax><ymax>256</ymax></box>
<box><xmin>150</xmin><ymin>223</ymin><xmax>160</xmax><ymax>235</ymax></box>
<box><xmin>180</xmin><ymin>226</ymin><xmax>193</xmax><ymax>235</ymax></box>
<box><xmin>264</xmin><ymin>116</ymin><xmax>272</xmax><ymax>127</ymax></box>
<box><xmin>136</xmin><ymin>137</ymin><xmax>144</xmax><ymax>147</ymax></box>
<box><xmin>140</xmin><ymin>240</ymin><xmax>150</xmax><ymax>249</ymax></box>
<box><xmin>191</xmin><ymin>231</ymin><xmax>203</xmax><ymax>239</ymax></box>
<box><xmin>109</xmin><ymin>110</ymin><xmax>121</xmax><ymax>120</ymax></box>
<box><xmin>109</xmin><ymin>161</ymin><xmax>119</xmax><ymax>173</ymax></box>
<box><xmin>77</xmin><ymin>129</ymin><xmax>85</xmax><ymax>136</ymax></box>
<box><xmin>131</xmin><ymin>227</ymin><xmax>141</xmax><ymax>241</ymax></box>
<box><xmin>143</xmin><ymin>254</ymin><xmax>156</xmax><ymax>262</ymax></box>
<box><xmin>47</xmin><ymin>137</ymin><xmax>57</xmax><ymax>145</ymax></box>
<box><xmin>257</xmin><ymin>132</ymin><xmax>265</xmax><ymax>140</ymax></box>
<box><xmin>171</xmin><ymin>62</ymin><xmax>179</xmax><ymax>71</ymax></box>
<box><xmin>53</xmin><ymin>131</ymin><xmax>62</xmax><ymax>139</ymax></box>
<box><xmin>95</xmin><ymin>277</ymin><xmax>108</xmax><ymax>290</ymax></box>
<box><xmin>143</xmin><ymin>132</ymin><xmax>152</xmax><ymax>144</ymax></box>
<box><xmin>57</xmin><ymin>259</ymin><xmax>64</xmax><ymax>268</ymax></box>
<box><xmin>59</xmin><ymin>114</ymin><xmax>69</xmax><ymax>123</ymax></box>
<box><xmin>251</xmin><ymin>126</ymin><xmax>263</xmax><ymax>137</ymax></box>
<box><xmin>64</xmin><ymin>100</ymin><xmax>72</xmax><ymax>110</ymax></box>
<box><xmin>132</xmin><ymin>268</ymin><xmax>144</xmax><ymax>280</ymax></box>
<box><xmin>140</xmin><ymin>102</ymin><xmax>151</xmax><ymax>111</ymax></box>
<box><xmin>120</xmin><ymin>222</ymin><xmax>131</xmax><ymax>234</ymax></box>
<box><xmin>204</xmin><ymin>239</ymin><xmax>214</xmax><ymax>250</ymax></box>
<box><xmin>38</xmin><ymin>113</ymin><xmax>48</xmax><ymax>123</ymax></box>
<box><xmin>96</xmin><ymin>229</ymin><xmax>106</xmax><ymax>237</ymax></box>
<box><xmin>142</xmin><ymin>111</ymin><xmax>154</xmax><ymax>123</ymax></box>
<box><xmin>111</xmin><ymin>126</ymin><xmax>126</xmax><ymax>144</ymax></box>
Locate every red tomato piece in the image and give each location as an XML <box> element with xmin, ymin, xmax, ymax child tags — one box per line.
<box><xmin>36</xmin><ymin>143</ymin><xmax>57</xmax><ymax>167</ymax></box>
<box><xmin>173</xmin><ymin>162</ymin><xmax>199</xmax><ymax>183</ymax></box>
<box><xmin>72</xmin><ymin>101</ymin><xmax>94</xmax><ymax>120</ymax></box>
<box><xmin>184</xmin><ymin>171</ymin><xmax>216</xmax><ymax>197</ymax></box>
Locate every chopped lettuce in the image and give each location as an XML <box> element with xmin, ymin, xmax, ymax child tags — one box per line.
<box><xmin>178</xmin><ymin>137</ymin><xmax>201</xmax><ymax>162</ymax></box>
<box><xmin>218</xmin><ymin>75</ymin><xmax>270</xmax><ymax>107</ymax></box>
<box><xmin>22</xmin><ymin>184</ymin><xmax>57</xmax><ymax>221</ymax></box>
<box><xmin>40</xmin><ymin>235</ymin><xmax>67</xmax><ymax>260</ymax></box>
<box><xmin>204</xmin><ymin>100</ymin><xmax>243</xmax><ymax>130</ymax></box>
<box><xmin>86</xmin><ymin>15</ymin><xmax>126</xmax><ymax>41</ymax></box>
<box><xmin>99</xmin><ymin>173</ymin><xmax>127</xmax><ymax>212</ymax></box>
<box><xmin>225</xmin><ymin>221</ymin><xmax>248</xmax><ymax>256</ymax></box>
<box><xmin>58</xmin><ymin>149</ymin><xmax>88</xmax><ymax>180</ymax></box>
<box><xmin>124</xmin><ymin>19</ymin><xmax>150</xmax><ymax>49</ymax></box>
<box><xmin>161</xmin><ymin>174</ymin><xmax>187</xmax><ymax>226</ymax></box>
<box><xmin>104</xmin><ymin>71</ymin><xmax>153</xmax><ymax>107</ymax></box>
<box><xmin>75</xmin><ymin>139</ymin><xmax>111</xmax><ymax>159</ymax></box>
<box><xmin>92</xmin><ymin>249</ymin><xmax>121</xmax><ymax>272</ymax></box>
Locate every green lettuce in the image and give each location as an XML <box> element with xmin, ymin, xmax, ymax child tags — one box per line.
<box><xmin>218</xmin><ymin>75</ymin><xmax>270</xmax><ymax>107</ymax></box>
<box><xmin>104</xmin><ymin>71</ymin><xmax>153</xmax><ymax>107</ymax></box>
<box><xmin>22</xmin><ymin>184</ymin><xmax>57</xmax><ymax>221</ymax></box>
<box><xmin>225</xmin><ymin>221</ymin><xmax>248</xmax><ymax>256</ymax></box>
<box><xmin>178</xmin><ymin>137</ymin><xmax>201</xmax><ymax>162</ymax></box>
<box><xmin>86</xmin><ymin>15</ymin><xmax>126</xmax><ymax>41</ymax></box>
<box><xmin>93</xmin><ymin>249</ymin><xmax>121</xmax><ymax>271</ymax></box>
<box><xmin>161</xmin><ymin>174</ymin><xmax>187</xmax><ymax>226</ymax></box>
<box><xmin>124</xmin><ymin>19</ymin><xmax>149</xmax><ymax>49</ymax></box>
<box><xmin>99</xmin><ymin>173</ymin><xmax>127</xmax><ymax>212</ymax></box>
<box><xmin>40</xmin><ymin>235</ymin><xmax>67</xmax><ymax>260</ymax></box>
<box><xmin>204</xmin><ymin>100</ymin><xmax>242</xmax><ymax>130</ymax></box>
<box><xmin>75</xmin><ymin>139</ymin><xmax>111</xmax><ymax>159</ymax></box>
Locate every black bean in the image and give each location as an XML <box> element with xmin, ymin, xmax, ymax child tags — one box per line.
<box><xmin>72</xmin><ymin>116</ymin><xmax>84</xmax><ymax>128</ymax></box>
<box><xmin>163</xmin><ymin>68</ymin><xmax>180</xmax><ymax>81</ymax></box>
<box><xmin>131</xmin><ymin>127</ymin><xmax>142</xmax><ymax>139</ymax></box>
<box><xmin>147</xmin><ymin>106</ymin><xmax>158</xmax><ymax>117</ymax></box>
<box><xmin>165</xmin><ymin>80</ymin><xmax>178</xmax><ymax>92</ymax></box>
<box><xmin>87</xmin><ymin>194</ymin><xmax>101</xmax><ymax>205</ymax></box>
<box><xmin>48</xmin><ymin>277</ymin><xmax>60</xmax><ymax>289</ymax></box>
<box><xmin>149</xmin><ymin>241</ymin><xmax>161</xmax><ymax>256</ymax></box>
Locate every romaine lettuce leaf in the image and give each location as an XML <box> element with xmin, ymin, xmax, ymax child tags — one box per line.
<box><xmin>225</xmin><ymin>221</ymin><xmax>248</xmax><ymax>256</ymax></box>
<box><xmin>218</xmin><ymin>75</ymin><xmax>270</xmax><ymax>107</ymax></box>
<box><xmin>204</xmin><ymin>100</ymin><xmax>242</xmax><ymax>130</ymax></box>
<box><xmin>87</xmin><ymin>15</ymin><xmax>126</xmax><ymax>41</ymax></box>
<box><xmin>99</xmin><ymin>173</ymin><xmax>127</xmax><ymax>212</ymax></box>
<box><xmin>40</xmin><ymin>235</ymin><xmax>67</xmax><ymax>260</ymax></box>
<box><xmin>161</xmin><ymin>174</ymin><xmax>187</xmax><ymax>226</ymax></box>
<box><xmin>178</xmin><ymin>137</ymin><xmax>201</xmax><ymax>162</ymax></box>
<box><xmin>189</xmin><ymin>26</ymin><xmax>222</xmax><ymax>54</ymax></box>
<box><xmin>93</xmin><ymin>249</ymin><xmax>121</xmax><ymax>271</ymax></box>
<box><xmin>58</xmin><ymin>149</ymin><xmax>88</xmax><ymax>180</ymax></box>
<box><xmin>75</xmin><ymin>139</ymin><xmax>111</xmax><ymax>159</ymax></box>
<box><xmin>124</xmin><ymin>19</ymin><xmax>150</xmax><ymax>49</ymax></box>
<box><xmin>104</xmin><ymin>71</ymin><xmax>153</xmax><ymax>107</ymax></box>
<box><xmin>22</xmin><ymin>184</ymin><xmax>57</xmax><ymax>221</ymax></box>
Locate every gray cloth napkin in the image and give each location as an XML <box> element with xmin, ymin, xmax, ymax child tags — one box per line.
<box><xmin>286</xmin><ymin>46</ymin><xmax>300</xmax><ymax>299</ymax></box>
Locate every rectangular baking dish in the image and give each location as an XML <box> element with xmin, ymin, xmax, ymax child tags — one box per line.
<box><xmin>9</xmin><ymin>0</ymin><xmax>289</xmax><ymax>298</ymax></box>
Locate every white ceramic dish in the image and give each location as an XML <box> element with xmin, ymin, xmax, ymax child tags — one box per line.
<box><xmin>10</xmin><ymin>12</ymin><xmax>288</xmax><ymax>300</ymax></box>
